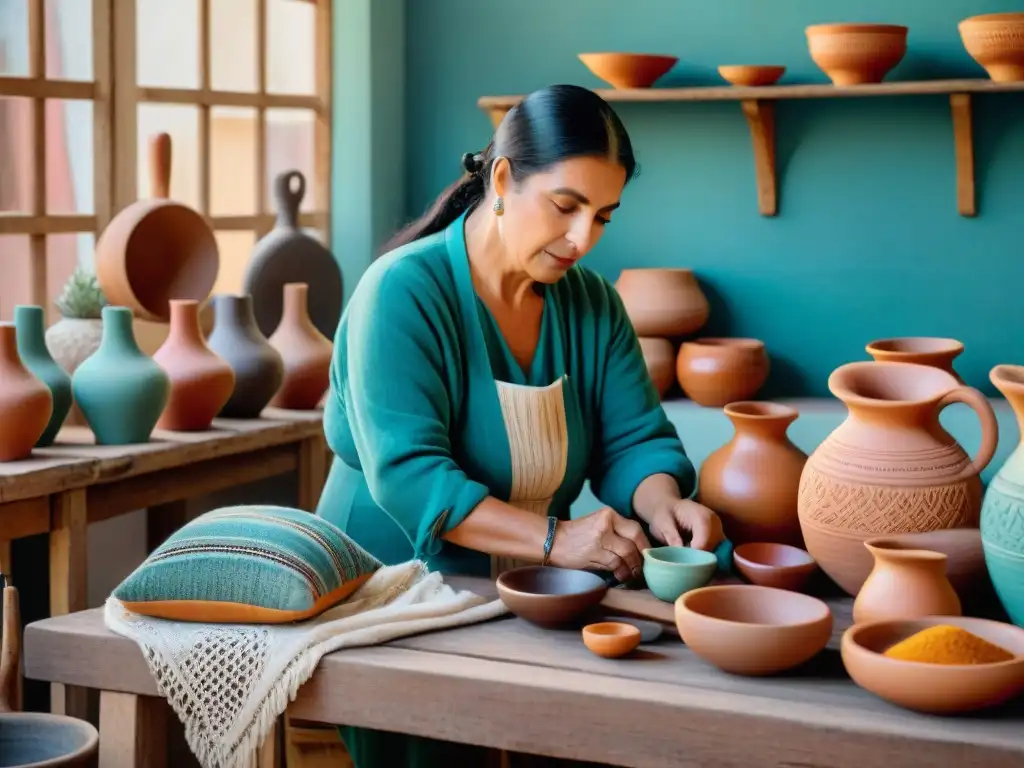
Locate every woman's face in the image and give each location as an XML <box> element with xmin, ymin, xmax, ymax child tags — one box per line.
<box><xmin>492</xmin><ymin>155</ymin><xmax>627</xmax><ymax>283</ymax></box>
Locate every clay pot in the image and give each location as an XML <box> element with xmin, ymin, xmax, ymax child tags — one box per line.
<box><xmin>14</xmin><ymin>305</ymin><xmax>71</xmax><ymax>447</ymax></box>
<box><xmin>718</xmin><ymin>65</ymin><xmax>786</xmax><ymax>86</ymax></box>
<box><xmin>0</xmin><ymin>323</ymin><xmax>53</xmax><ymax>461</ymax></box>
<box><xmin>615</xmin><ymin>268</ymin><xmax>709</xmax><ymax>338</ymax></box>
<box><xmin>577</xmin><ymin>53</ymin><xmax>678</xmax><ymax>89</ymax></box>
<box><xmin>852</xmin><ymin>539</ymin><xmax>961</xmax><ymax>625</ymax></box>
<box><xmin>45</xmin><ymin>317</ymin><xmax>102</xmax><ymax>427</ymax></box>
<box><xmin>871</xmin><ymin>528</ymin><xmax>986</xmax><ymax>602</ymax></box>
<box><xmin>676</xmin><ymin>338</ymin><xmax>769</xmax><ymax>407</ymax></box>
<box><xmin>268</xmin><ymin>283</ymin><xmax>332</xmax><ymax>411</ymax></box>
<box><xmin>797</xmin><ymin>361</ymin><xmax>998</xmax><ymax>596</ymax></box>
<box><xmin>960</xmin><ymin>13</ymin><xmax>1024</xmax><ymax>83</ymax></box>
<box><xmin>638</xmin><ymin>337</ymin><xmax>675</xmax><ymax>398</ymax></box>
<box><xmin>698</xmin><ymin>401</ymin><xmax>807</xmax><ymax>546</ymax></box>
<box><xmin>95</xmin><ymin>133</ymin><xmax>219</xmax><ymax>322</ymax></box>
<box><xmin>153</xmin><ymin>300</ymin><xmax>235</xmax><ymax>431</ymax></box>
<box><xmin>865</xmin><ymin>337</ymin><xmax>964</xmax><ymax>382</ymax></box>
<box><xmin>806</xmin><ymin>23</ymin><xmax>908</xmax><ymax>85</ymax></box>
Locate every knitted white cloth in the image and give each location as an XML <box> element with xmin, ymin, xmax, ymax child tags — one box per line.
<box><xmin>104</xmin><ymin>561</ymin><xmax>507</xmax><ymax>768</ymax></box>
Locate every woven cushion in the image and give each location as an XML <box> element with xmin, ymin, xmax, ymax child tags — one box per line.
<box><xmin>113</xmin><ymin>505</ymin><xmax>382</xmax><ymax>623</ymax></box>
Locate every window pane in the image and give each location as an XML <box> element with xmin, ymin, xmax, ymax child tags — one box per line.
<box><xmin>266</xmin><ymin>0</ymin><xmax>314</xmax><ymax>95</ymax></box>
<box><xmin>137</xmin><ymin>104</ymin><xmax>200</xmax><ymax>209</ymax></box>
<box><xmin>46</xmin><ymin>99</ymin><xmax>94</xmax><ymax>214</ymax></box>
<box><xmin>45</xmin><ymin>0</ymin><xmax>92</xmax><ymax>81</ymax></box>
<box><xmin>136</xmin><ymin>0</ymin><xmax>199</xmax><ymax>88</ymax></box>
<box><xmin>266</xmin><ymin>108</ymin><xmax>315</xmax><ymax>212</ymax></box>
<box><xmin>47</xmin><ymin>233</ymin><xmax>94</xmax><ymax>320</ymax></box>
<box><xmin>210</xmin><ymin>106</ymin><xmax>256</xmax><ymax>216</ymax></box>
<box><xmin>0</xmin><ymin>0</ymin><xmax>30</xmax><ymax>76</ymax></box>
<box><xmin>0</xmin><ymin>235</ymin><xmax>32</xmax><ymax>321</ymax></box>
<box><xmin>212</xmin><ymin>230</ymin><xmax>256</xmax><ymax>295</ymax></box>
<box><xmin>210</xmin><ymin>0</ymin><xmax>256</xmax><ymax>92</ymax></box>
<box><xmin>0</xmin><ymin>96</ymin><xmax>33</xmax><ymax>212</ymax></box>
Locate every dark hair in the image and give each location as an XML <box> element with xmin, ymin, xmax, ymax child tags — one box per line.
<box><xmin>381</xmin><ymin>83</ymin><xmax>637</xmax><ymax>253</ymax></box>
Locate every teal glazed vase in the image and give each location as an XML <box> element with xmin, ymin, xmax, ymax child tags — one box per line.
<box><xmin>980</xmin><ymin>364</ymin><xmax>1024</xmax><ymax>627</ymax></box>
<box><xmin>72</xmin><ymin>306</ymin><xmax>170</xmax><ymax>445</ymax></box>
<box><xmin>14</xmin><ymin>305</ymin><xmax>72</xmax><ymax>446</ymax></box>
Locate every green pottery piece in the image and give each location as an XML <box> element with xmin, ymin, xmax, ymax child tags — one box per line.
<box><xmin>642</xmin><ymin>546</ymin><xmax>718</xmax><ymax>602</ymax></box>
<box><xmin>14</xmin><ymin>305</ymin><xmax>72</xmax><ymax>446</ymax></box>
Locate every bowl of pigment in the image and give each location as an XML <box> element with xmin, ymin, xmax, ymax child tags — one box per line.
<box><xmin>642</xmin><ymin>546</ymin><xmax>718</xmax><ymax>602</ymax></box>
<box><xmin>733</xmin><ymin>542</ymin><xmax>818</xmax><ymax>592</ymax></box>
<box><xmin>841</xmin><ymin>616</ymin><xmax>1024</xmax><ymax>714</ymax></box>
<box><xmin>496</xmin><ymin>566</ymin><xmax>608</xmax><ymax>629</ymax></box>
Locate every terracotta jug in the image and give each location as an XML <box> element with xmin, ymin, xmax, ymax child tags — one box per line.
<box><xmin>698</xmin><ymin>401</ymin><xmax>807</xmax><ymax>547</ymax></box>
<box><xmin>614</xmin><ymin>268</ymin><xmax>709</xmax><ymax>338</ymax></box>
<box><xmin>852</xmin><ymin>539</ymin><xmax>962</xmax><ymax>624</ymax></box>
<box><xmin>865</xmin><ymin>337</ymin><xmax>965</xmax><ymax>383</ymax></box>
<box><xmin>797</xmin><ymin>361</ymin><xmax>998</xmax><ymax>596</ymax></box>
<box><xmin>0</xmin><ymin>323</ymin><xmax>53</xmax><ymax>461</ymax></box>
<box><xmin>153</xmin><ymin>299</ymin><xmax>235</xmax><ymax>431</ymax></box>
<box><xmin>676</xmin><ymin>338</ymin><xmax>769</xmax><ymax>407</ymax></box>
<box><xmin>268</xmin><ymin>283</ymin><xmax>332</xmax><ymax>410</ymax></box>
<box><xmin>638</xmin><ymin>337</ymin><xmax>675</xmax><ymax>399</ymax></box>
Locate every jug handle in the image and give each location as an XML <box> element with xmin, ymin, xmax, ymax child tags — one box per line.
<box><xmin>937</xmin><ymin>386</ymin><xmax>998</xmax><ymax>479</ymax></box>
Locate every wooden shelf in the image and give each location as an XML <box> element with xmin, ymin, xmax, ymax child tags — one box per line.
<box><xmin>477</xmin><ymin>79</ymin><xmax>1024</xmax><ymax>217</ymax></box>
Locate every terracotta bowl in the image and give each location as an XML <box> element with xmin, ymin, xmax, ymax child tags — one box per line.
<box><xmin>676</xmin><ymin>338</ymin><xmax>769</xmax><ymax>407</ymax></box>
<box><xmin>496</xmin><ymin>566</ymin><xmax>608</xmax><ymax>628</ymax></box>
<box><xmin>582</xmin><ymin>621</ymin><xmax>642</xmax><ymax>658</ymax></box>
<box><xmin>842</xmin><ymin>616</ymin><xmax>1024</xmax><ymax>714</ymax></box>
<box><xmin>864</xmin><ymin>529</ymin><xmax>987</xmax><ymax>602</ymax></box>
<box><xmin>865</xmin><ymin>337</ymin><xmax>964</xmax><ymax>382</ymax></box>
<box><xmin>960</xmin><ymin>13</ymin><xmax>1024</xmax><ymax>83</ymax></box>
<box><xmin>718</xmin><ymin>65</ymin><xmax>786</xmax><ymax>86</ymax></box>
<box><xmin>578</xmin><ymin>53</ymin><xmax>678</xmax><ymax>89</ymax></box>
<box><xmin>675</xmin><ymin>585</ymin><xmax>833</xmax><ymax>675</ymax></box>
<box><xmin>733</xmin><ymin>542</ymin><xmax>818</xmax><ymax>592</ymax></box>
<box><xmin>806</xmin><ymin>23</ymin><xmax>908</xmax><ymax>85</ymax></box>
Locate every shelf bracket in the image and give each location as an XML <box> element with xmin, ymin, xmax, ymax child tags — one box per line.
<box><xmin>741</xmin><ymin>99</ymin><xmax>777</xmax><ymax>217</ymax></box>
<box><xmin>950</xmin><ymin>93</ymin><xmax>976</xmax><ymax>217</ymax></box>
<box><xmin>486</xmin><ymin>107</ymin><xmax>510</xmax><ymax>130</ymax></box>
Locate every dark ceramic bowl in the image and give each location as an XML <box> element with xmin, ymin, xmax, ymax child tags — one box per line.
<box><xmin>496</xmin><ymin>566</ymin><xmax>608</xmax><ymax>628</ymax></box>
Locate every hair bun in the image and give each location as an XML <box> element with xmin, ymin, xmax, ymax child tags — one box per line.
<box><xmin>461</xmin><ymin>152</ymin><xmax>483</xmax><ymax>175</ymax></box>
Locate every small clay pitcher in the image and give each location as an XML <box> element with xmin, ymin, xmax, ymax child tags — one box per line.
<box><xmin>268</xmin><ymin>283</ymin><xmax>332</xmax><ymax>410</ymax></box>
<box><xmin>676</xmin><ymin>338</ymin><xmax>769</xmax><ymax>407</ymax></box>
<box><xmin>14</xmin><ymin>305</ymin><xmax>71</xmax><ymax>446</ymax></box>
<box><xmin>638</xmin><ymin>337</ymin><xmax>675</xmax><ymax>399</ymax></box>
<box><xmin>865</xmin><ymin>337</ymin><xmax>965</xmax><ymax>382</ymax></box>
<box><xmin>853</xmin><ymin>539</ymin><xmax>962</xmax><ymax>624</ymax></box>
<box><xmin>0</xmin><ymin>323</ymin><xmax>53</xmax><ymax>461</ymax></box>
<box><xmin>614</xmin><ymin>268</ymin><xmax>709</xmax><ymax>338</ymax></box>
<box><xmin>153</xmin><ymin>300</ymin><xmax>235</xmax><ymax>431</ymax></box>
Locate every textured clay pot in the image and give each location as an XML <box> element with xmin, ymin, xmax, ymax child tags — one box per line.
<box><xmin>874</xmin><ymin>528</ymin><xmax>987</xmax><ymax>602</ymax></box>
<box><xmin>698</xmin><ymin>401</ymin><xmax>807</xmax><ymax>546</ymax></box>
<box><xmin>268</xmin><ymin>283</ymin><xmax>332</xmax><ymax>410</ymax></box>
<box><xmin>981</xmin><ymin>364</ymin><xmax>1024</xmax><ymax>626</ymax></box>
<box><xmin>797</xmin><ymin>361</ymin><xmax>998</xmax><ymax>596</ymax></box>
<box><xmin>206</xmin><ymin>294</ymin><xmax>285</xmax><ymax>418</ymax></box>
<box><xmin>638</xmin><ymin>337</ymin><xmax>676</xmax><ymax>399</ymax></box>
<box><xmin>46</xmin><ymin>317</ymin><xmax>102</xmax><ymax>427</ymax></box>
<box><xmin>153</xmin><ymin>300</ymin><xmax>235</xmax><ymax>431</ymax></box>
<box><xmin>72</xmin><ymin>306</ymin><xmax>170</xmax><ymax>445</ymax></box>
<box><xmin>615</xmin><ymin>268</ymin><xmax>710</xmax><ymax>338</ymax></box>
<box><xmin>806</xmin><ymin>23</ymin><xmax>908</xmax><ymax>85</ymax></box>
<box><xmin>718</xmin><ymin>65</ymin><xmax>786</xmax><ymax>86</ymax></box>
<box><xmin>676</xmin><ymin>338</ymin><xmax>769</xmax><ymax>407</ymax></box>
<box><xmin>852</xmin><ymin>539</ymin><xmax>961</xmax><ymax>624</ymax></box>
<box><xmin>960</xmin><ymin>13</ymin><xmax>1024</xmax><ymax>83</ymax></box>
<box><xmin>577</xmin><ymin>53</ymin><xmax>678</xmax><ymax>89</ymax></box>
<box><xmin>0</xmin><ymin>323</ymin><xmax>53</xmax><ymax>461</ymax></box>
<box><xmin>14</xmin><ymin>305</ymin><xmax>71</xmax><ymax>447</ymax></box>
<box><xmin>865</xmin><ymin>336</ymin><xmax>964</xmax><ymax>382</ymax></box>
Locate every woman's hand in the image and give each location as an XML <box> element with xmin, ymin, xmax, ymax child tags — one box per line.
<box><xmin>548</xmin><ymin>507</ymin><xmax>650</xmax><ymax>583</ymax></box>
<box><xmin>647</xmin><ymin>499</ymin><xmax>725</xmax><ymax>551</ymax></box>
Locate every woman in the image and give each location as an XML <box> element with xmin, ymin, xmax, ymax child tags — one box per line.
<box><xmin>318</xmin><ymin>83</ymin><xmax>724</xmax><ymax>766</ymax></box>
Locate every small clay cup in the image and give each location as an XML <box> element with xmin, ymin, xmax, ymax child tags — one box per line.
<box><xmin>577</xmin><ymin>53</ymin><xmax>678</xmax><ymax>89</ymax></box>
<box><xmin>676</xmin><ymin>338</ymin><xmax>769</xmax><ymax>407</ymax></box>
<box><xmin>675</xmin><ymin>585</ymin><xmax>833</xmax><ymax>676</ymax></box>
<box><xmin>582</xmin><ymin>622</ymin><xmax>642</xmax><ymax>658</ymax></box>
<box><xmin>642</xmin><ymin>546</ymin><xmax>717</xmax><ymax>602</ymax></box>
<box><xmin>496</xmin><ymin>566</ymin><xmax>608</xmax><ymax>628</ymax></box>
<box><xmin>733</xmin><ymin>542</ymin><xmax>818</xmax><ymax>592</ymax></box>
<box><xmin>718</xmin><ymin>65</ymin><xmax>786</xmax><ymax>86</ymax></box>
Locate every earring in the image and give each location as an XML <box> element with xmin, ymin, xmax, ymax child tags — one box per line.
<box><xmin>493</xmin><ymin>197</ymin><xmax>505</xmax><ymax>216</ymax></box>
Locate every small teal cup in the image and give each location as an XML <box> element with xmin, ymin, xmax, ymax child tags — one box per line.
<box><xmin>642</xmin><ymin>546</ymin><xmax>718</xmax><ymax>602</ymax></box>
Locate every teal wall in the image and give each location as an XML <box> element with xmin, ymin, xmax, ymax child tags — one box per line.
<box><xmin>401</xmin><ymin>0</ymin><xmax>1024</xmax><ymax>397</ymax></box>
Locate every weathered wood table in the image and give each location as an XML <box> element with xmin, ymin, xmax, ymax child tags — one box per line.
<box><xmin>22</xmin><ymin>576</ymin><xmax>1024</xmax><ymax>767</ymax></box>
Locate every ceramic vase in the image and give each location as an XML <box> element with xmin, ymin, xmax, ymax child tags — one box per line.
<box><xmin>45</xmin><ymin>316</ymin><xmax>102</xmax><ymax>427</ymax></box>
<box><xmin>0</xmin><ymin>323</ymin><xmax>53</xmax><ymax>461</ymax></box>
<box><xmin>980</xmin><ymin>364</ymin><xmax>1024</xmax><ymax>626</ymax></box>
<box><xmin>698</xmin><ymin>401</ymin><xmax>807</xmax><ymax>547</ymax></box>
<box><xmin>638</xmin><ymin>337</ymin><xmax>675</xmax><ymax>399</ymax></box>
<box><xmin>865</xmin><ymin>337</ymin><xmax>965</xmax><ymax>383</ymax></box>
<box><xmin>614</xmin><ymin>268</ymin><xmax>710</xmax><ymax>338</ymax></box>
<box><xmin>676</xmin><ymin>338</ymin><xmax>769</xmax><ymax>407</ymax></box>
<box><xmin>153</xmin><ymin>299</ymin><xmax>235</xmax><ymax>431</ymax></box>
<box><xmin>797</xmin><ymin>361</ymin><xmax>998</xmax><ymax>596</ymax></box>
<box><xmin>14</xmin><ymin>305</ymin><xmax>71</xmax><ymax>446</ymax></box>
<box><xmin>852</xmin><ymin>539</ymin><xmax>961</xmax><ymax>624</ymax></box>
<box><xmin>72</xmin><ymin>306</ymin><xmax>170</xmax><ymax>445</ymax></box>
<box><xmin>206</xmin><ymin>294</ymin><xmax>284</xmax><ymax>418</ymax></box>
<box><xmin>268</xmin><ymin>283</ymin><xmax>332</xmax><ymax>410</ymax></box>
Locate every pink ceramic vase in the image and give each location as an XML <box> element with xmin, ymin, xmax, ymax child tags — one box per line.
<box><xmin>269</xmin><ymin>283</ymin><xmax>333</xmax><ymax>410</ymax></box>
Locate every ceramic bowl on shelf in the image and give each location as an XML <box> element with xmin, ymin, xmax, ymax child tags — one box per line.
<box><xmin>642</xmin><ymin>546</ymin><xmax>717</xmax><ymax>602</ymax></box>
<box><xmin>496</xmin><ymin>566</ymin><xmax>608</xmax><ymax>628</ymax></box>
<box><xmin>960</xmin><ymin>13</ymin><xmax>1024</xmax><ymax>83</ymax></box>
<box><xmin>718</xmin><ymin>65</ymin><xmax>786</xmax><ymax>86</ymax></box>
<box><xmin>805</xmin><ymin>23</ymin><xmax>908</xmax><ymax>85</ymax></box>
<box><xmin>732</xmin><ymin>542</ymin><xmax>818</xmax><ymax>592</ymax></box>
<box><xmin>841</xmin><ymin>616</ymin><xmax>1024</xmax><ymax>714</ymax></box>
<box><xmin>582</xmin><ymin>621</ymin><xmax>642</xmax><ymax>658</ymax></box>
<box><xmin>578</xmin><ymin>53</ymin><xmax>678</xmax><ymax>89</ymax></box>
<box><xmin>675</xmin><ymin>584</ymin><xmax>833</xmax><ymax>676</ymax></box>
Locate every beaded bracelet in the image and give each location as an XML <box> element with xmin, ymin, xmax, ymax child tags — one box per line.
<box><xmin>541</xmin><ymin>515</ymin><xmax>558</xmax><ymax>565</ymax></box>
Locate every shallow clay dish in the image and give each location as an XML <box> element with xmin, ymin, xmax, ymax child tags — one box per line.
<box><xmin>578</xmin><ymin>53</ymin><xmax>678</xmax><ymax>89</ymax></box>
<box><xmin>733</xmin><ymin>542</ymin><xmax>818</xmax><ymax>592</ymax></box>
<box><xmin>582</xmin><ymin>622</ymin><xmax>642</xmax><ymax>658</ymax></box>
<box><xmin>496</xmin><ymin>566</ymin><xmax>608</xmax><ymax>628</ymax></box>
<box><xmin>718</xmin><ymin>65</ymin><xmax>786</xmax><ymax>86</ymax></box>
<box><xmin>675</xmin><ymin>585</ymin><xmax>832</xmax><ymax>676</ymax></box>
<box><xmin>842</xmin><ymin>616</ymin><xmax>1024</xmax><ymax>714</ymax></box>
